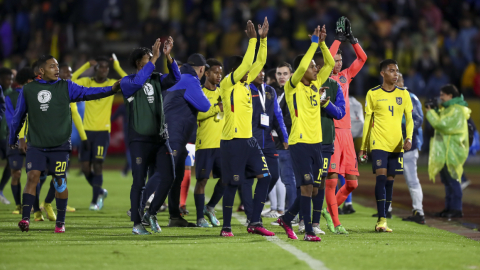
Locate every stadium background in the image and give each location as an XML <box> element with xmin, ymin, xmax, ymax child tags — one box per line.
<box><xmin>1</xmin><ymin>0</ymin><xmax>480</xmax><ymax>156</ymax></box>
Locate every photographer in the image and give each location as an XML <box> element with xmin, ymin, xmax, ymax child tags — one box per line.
<box><xmin>426</xmin><ymin>84</ymin><xmax>471</xmax><ymax>218</ymax></box>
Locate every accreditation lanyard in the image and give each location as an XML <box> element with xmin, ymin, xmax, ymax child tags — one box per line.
<box><xmin>258</xmin><ymin>84</ymin><xmax>269</xmax><ymax>127</ymax></box>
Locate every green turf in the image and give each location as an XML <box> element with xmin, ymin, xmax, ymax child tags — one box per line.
<box><xmin>0</xmin><ymin>170</ymin><xmax>479</xmax><ymax>270</ymax></box>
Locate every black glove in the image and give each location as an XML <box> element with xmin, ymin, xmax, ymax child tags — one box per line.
<box><xmin>344</xmin><ymin>17</ymin><xmax>358</xmax><ymax>44</ymax></box>
<box><xmin>335</xmin><ymin>17</ymin><xmax>347</xmax><ymax>42</ymax></box>
<box><xmin>81</xmin><ymin>140</ymin><xmax>90</xmax><ymax>153</ymax></box>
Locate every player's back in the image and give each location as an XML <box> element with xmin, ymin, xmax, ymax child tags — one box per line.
<box><xmin>75</xmin><ymin>77</ymin><xmax>116</xmax><ymax>132</ymax></box>
<box><xmin>331</xmin><ymin>70</ymin><xmax>351</xmax><ymax>129</ymax></box>
<box><xmin>220</xmin><ymin>74</ymin><xmax>253</xmax><ymax>140</ymax></box>
<box><xmin>365</xmin><ymin>85</ymin><xmax>412</xmax><ymax>152</ymax></box>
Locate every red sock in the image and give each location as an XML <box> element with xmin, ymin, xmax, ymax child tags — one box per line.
<box><xmin>180</xmin><ymin>170</ymin><xmax>191</xmax><ymax>206</ymax></box>
<box><xmin>336</xmin><ymin>180</ymin><xmax>358</xmax><ymax>206</ymax></box>
<box><xmin>325</xmin><ymin>179</ymin><xmax>341</xmax><ymax>227</ymax></box>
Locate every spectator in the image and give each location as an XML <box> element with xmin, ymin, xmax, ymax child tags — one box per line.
<box><xmin>425</xmin><ymin>68</ymin><xmax>450</xmax><ymax>98</ymax></box>
<box><xmin>416</xmin><ymin>48</ymin><xmax>436</xmax><ymax>81</ymax></box>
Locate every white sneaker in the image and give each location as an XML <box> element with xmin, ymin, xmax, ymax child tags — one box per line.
<box><xmin>261</xmin><ymin>208</ymin><xmax>272</xmax><ymax>215</ymax></box>
<box><xmin>313</xmin><ymin>224</ymin><xmax>325</xmax><ymax>235</ymax></box>
<box><xmin>0</xmin><ymin>192</ymin><xmax>10</xmax><ymax>205</ymax></box>
<box><xmin>270</xmin><ymin>220</ymin><xmax>280</xmax><ymax>226</ymax></box>
<box><xmin>298</xmin><ymin>220</ymin><xmax>305</xmax><ymax>233</ymax></box>
<box><xmin>262</xmin><ymin>210</ymin><xmax>280</xmax><ymax>218</ymax></box>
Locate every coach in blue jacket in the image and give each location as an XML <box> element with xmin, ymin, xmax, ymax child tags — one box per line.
<box><xmin>242</xmin><ymin>68</ymin><xmax>289</xmax><ymax>222</ymax></box>
<box><xmin>162</xmin><ymin>53</ymin><xmax>211</xmax><ymax>227</ymax></box>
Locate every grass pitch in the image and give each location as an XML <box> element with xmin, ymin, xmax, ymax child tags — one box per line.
<box><xmin>0</xmin><ymin>170</ymin><xmax>479</xmax><ymax>270</ymax></box>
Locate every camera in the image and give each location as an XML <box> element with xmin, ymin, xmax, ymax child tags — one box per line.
<box><xmin>424</xmin><ymin>97</ymin><xmax>439</xmax><ymax>109</ymax></box>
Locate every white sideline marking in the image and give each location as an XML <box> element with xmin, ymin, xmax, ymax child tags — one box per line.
<box><xmin>191</xmin><ymin>187</ymin><xmax>329</xmax><ymax>270</ymax></box>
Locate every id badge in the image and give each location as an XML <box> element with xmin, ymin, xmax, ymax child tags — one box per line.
<box><xmin>260</xmin><ymin>113</ymin><xmax>269</xmax><ymax>127</ymax></box>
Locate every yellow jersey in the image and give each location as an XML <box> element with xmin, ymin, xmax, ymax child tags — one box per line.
<box><xmin>72</xmin><ymin>61</ymin><xmax>127</xmax><ymax>132</ymax></box>
<box><xmin>284</xmin><ymin>41</ymin><xmax>334</xmax><ymax>145</ymax></box>
<box><xmin>196</xmin><ymin>86</ymin><xmax>223</xmax><ymax>149</ymax></box>
<box><xmin>220</xmin><ymin>38</ymin><xmax>267</xmax><ymax>140</ymax></box>
<box><xmin>360</xmin><ymin>86</ymin><xmax>413</xmax><ymax>152</ymax></box>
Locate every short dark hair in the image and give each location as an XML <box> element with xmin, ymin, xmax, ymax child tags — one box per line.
<box><xmin>336</xmin><ymin>48</ymin><xmax>342</xmax><ymax>55</ymax></box>
<box><xmin>0</xmin><ymin>67</ymin><xmax>13</xmax><ymax>77</ymax></box>
<box><xmin>228</xmin><ymin>56</ymin><xmax>243</xmax><ymax>72</ymax></box>
<box><xmin>206</xmin><ymin>58</ymin><xmax>222</xmax><ymax>71</ymax></box>
<box><xmin>95</xmin><ymin>56</ymin><xmax>110</xmax><ymax>64</ymax></box>
<box><xmin>440</xmin><ymin>84</ymin><xmax>460</xmax><ymax>98</ymax></box>
<box><xmin>59</xmin><ymin>63</ymin><xmax>70</xmax><ymax>70</ymax></box>
<box><xmin>128</xmin><ymin>47</ymin><xmax>152</xmax><ymax>69</ymax></box>
<box><xmin>266</xmin><ymin>69</ymin><xmax>276</xmax><ymax>81</ymax></box>
<box><xmin>276</xmin><ymin>62</ymin><xmax>293</xmax><ymax>73</ymax></box>
<box><xmin>15</xmin><ymin>67</ymin><xmax>35</xmax><ymax>85</ymax></box>
<box><xmin>293</xmin><ymin>54</ymin><xmax>305</xmax><ymax>70</ymax></box>
<box><xmin>37</xmin><ymin>55</ymin><xmax>55</xmax><ymax>69</ymax></box>
<box><xmin>313</xmin><ymin>52</ymin><xmax>324</xmax><ymax>64</ymax></box>
<box><xmin>379</xmin><ymin>59</ymin><xmax>398</xmax><ymax>71</ymax></box>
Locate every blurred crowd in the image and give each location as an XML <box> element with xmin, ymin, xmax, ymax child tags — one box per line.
<box><xmin>1</xmin><ymin>0</ymin><xmax>480</xmax><ymax>97</ymax></box>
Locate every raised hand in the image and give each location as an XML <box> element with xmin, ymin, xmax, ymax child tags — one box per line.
<box><xmin>245</xmin><ymin>20</ymin><xmax>257</xmax><ymax>39</ymax></box>
<box><xmin>163</xmin><ymin>36</ymin><xmax>174</xmax><ymax>55</ymax></box>
<box><xmin>335</xmin><ymin>17</ymin><xmax>347</xmax><ymax>42</ymax></box>
<box><xmin>308</xmin><ymin>25</ymin><xmax>321</xmax><ymax>42</ymax></box>
<box><xmin>258</xmin><ymin>17</ymin><xmax>269</xmax><ymax>39</ymax></box>
<box><xmin>344</xmin><ymin>17</ymin><xmax>358</xmax><ymax>44</ymax></box>
<box><xmin>89</xmin><ymin>60</ymin><xmax>97</xmax><ymax>67</ymax></box>
<box><xmin>319</xmin><ymin>25</ymin><xmax>327</xmax><ymax>43</ymax></box>
<box><xmin>151</xmin><ymin>38</ymin><xmax>162</xmax><ymax>64</ymax></box>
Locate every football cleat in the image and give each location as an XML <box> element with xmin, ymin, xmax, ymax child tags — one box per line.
<box><xmin>54</xmin><ymin>222</ymin><xmax>65</xmax><ymax>233</ymax></box>
<box><xmin>220</xmin><ymin>227</ymin><xmax>234</xmax><ymax>237</ymax></box>
<box><xmin>277</xmin><ymin>217</ymin><xmax>298</xmax><ymax>240</ymax></box>
<box><xmin>0</xmin><ymin>191</ymin><xmax>11</xmax><ymax>205</ymax></box>
<box><xmin>203</xmin><ymin>206</ymin><xmax>220</xmax><ymax>227</ymax></box>
<box><xmin>66</xmin><ymin>205</ymin><xmax>76</xmax><ymax>212</ymax></box>
<box><xmin>126</xmin><ymin>209</ymin><xmax>131</xmax><ymax>217</ymax></box>
<box><xmin>312</xmin><ymin>224</ymin><xmax>326</xmax><ymax>235</ymax></box>
<box><xmin>179</xmin><ymin>205</ymin><xmax>189</xmax><ymax>217</ymax></box>
<box><xmin>34</xmin><ymin>211</ymin><xmax>44</xmax><ymax>221</ymax></box>
<box><xmin>334</xmin><ymin>224</ymin><xmax>349</xmax><ymax>234</ymax></box>
<box><xmin>12</xmin><ymin>205</ymin><xmax>22</xmax><ymax>215</ymax></box>
<box><xmin>97</xmin><ymin>189</ymin><xmax>108</xmax><ymax>210</ymax></box>
<box><xmin>375</xmin><ymin>217</ymin><xmax>390</xmax><ymax>232</ymax></box>
<box><xmin>298</xmin><ymin>220</ymin><xmax>305</xmax><ymax>233</ymax></box>
<box><xmin>247</xmin><ymin>223</ymin><xmax>275</xmax><ymax>236</ymax></box>
<box><xmin>143</xmin><ymin>212</ymin><xmax>161</xmax><ymax>233</ymax></box>
<box><xmin>168</xmin><ymin>217</ymin><xmax>196</xmax><ymax>227</ymax></box>
<box><xmin>89</xmin><ymin>203</ymin><xmax>99</xmax><ymax>211</ymax></box>
<box><xmin>43</xmin><ymin>203</ymin><xmax>56</xmax><ymax>221</ymax></box>
<box><xmin>342</xmin><ymin>204</ymin><xmax>356</xmax><ymax>214</ymax></box>
<box><xmin>132</xmin><ymin>224</ymin><xmax>151</xmax><ymax>235</ymax></box>
<box><xmin>321</xmin><ymin>209</ymin><xmax>335</xmax><ymax>233</ymax></box>
<box><xmin>304</xmin><ymin>232</ymin><xmax>321</xmax><ymax>242</ymax></box>
<box><xmin>197</xmin><ymin>218</ymin><xmax>212</xmax><ymax>228</ymax></box>
<box><xmin>18</xmin><ymin>219</ymin><xmax>29</xmax><ymax>232</ymax></box>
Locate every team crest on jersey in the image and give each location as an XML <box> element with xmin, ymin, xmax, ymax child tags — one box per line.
<box><xmin>266</xmin><ymin>92</ymin><xmax>272</xmax><ymax>100</ymax></box>
<box><xmin>339</xmin><ymin>76</ymin><xmax>347</xmax><ymax>83</ymax></box>
<box><xmin>377</xmin><ymin>160</ymin><xmax>382</xmax><ymax>166</ymax></box>
<box><xmin>304</xmin><ymin>174</ymin><xmax>311</xmax><ymax>181</ymax></box>
<box><xmin>331</xmin><ymin>163</ymin><xmax>336</xmax><ymax>169</ymax></box>
<box><xmin>396</xmin><ymin>97</ymin><xmax>402</xmax><ymax>105</ymax></box>
<box><xmin>173</xmin><ymin>150</ymin><xmax>177</xmax><ymax>157</ymax></box>
<box><xmin>27</xmin><ymin>162</ymin><xmax>32</xmax><ymax>169</ymax></box>
<box><xmin>136</xmin><ymin>157</ymin><xmax>142</xmax><ymax>164</ymax></box>
<box><xmin>143</xmin><ymin>83</ymin><xmax>155</xmax><ymax>103</ymax></box>
<box><xmin>233</xmin><ymin>175</ymin><xmax>240</xmax><ymax>182</ymax></box>
<box><xmin>311</xmin><ymin>85</ymin><xmax>318</xmax><ymax>92</ymax></box>
<box><xmin>38</xmin><ymin>90</ymin><xmax>52</xmax><ymax>111</ymax></box>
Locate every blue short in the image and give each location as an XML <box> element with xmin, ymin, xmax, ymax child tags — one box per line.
<box><xmin>371</xmin><ymin>150</ymin><xmax>404</xmax><ymax>175</ymax></box>
<box><xmin>8</xmin><ymin>153</ymin><xmax>25</xmax><ymax>170</ymax></box>
<box><xmin>290</xmin><ymin>143</ymin><xmax>323</xmax><ymax>187</ymax></box>
<box><xmin>321</xmin><ymin>143</ymin><xmax>334</xmax><ymax>178</ymax></box>
<box><xmin>195</xmin><ymin>148</ymin><xmax>221</xmax><ymax>179</ymax></box>
<box><xmin>79</xmin><ymin>131</ymin><xmax>110</xmax><ymax>162</ymax></box>
<box><xmin>220</xmin><ymin>137</ymin><xmax>269</xmax><ymax>185</ymax></box>
<box><xmin>26</xmin><ymin>146</ymin><xmax>70</xmax><ymax>177</ymax></box>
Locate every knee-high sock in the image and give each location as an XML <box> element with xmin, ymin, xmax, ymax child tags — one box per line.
<box><xmin>336</xmin><ymin>180</ymin><xmax>358</xmax><ymax>206</ymax></box>
<box><xmin>56</xmin><ymin>197</ymin><xmax>67</xmax><ymax>223</ymax></box>
<box><xmin>326</xmin><ymin>179</ymin><xmax>340</xmax><ymax>227</ymax></box>
<box><xmin>241</xmin><ymin>179</ymin><xmax>254</xmax><ymax>221</ymax></box>
<box><xmin>251</xmin><ymin>175</ymin><xmax>271</xmax><ymax>224</ymax></box>
<box><xmin>385</xmin><ymin>179</ymin><xmax>394</xmax><ymax>214</ymax></box>
<box><xmin>11</xmin><ymin>184</ymin><xmax>21</xmax><ymax>205</ymax></box>
<box><xmin>312</xmin><ymin>188</ymin><xmax>325</xmax><ymax>224</ymax></box>
<box><xmin>300</xmin><ymin>195</ymin><xmax>313</xmax><ymax>232</ymax></box>
<box><xmin>338</xmin><ymin>175</ymin><xmax>353</xmax><ymax>204</ymax></box>
<box><xmin>180</xmin><ymin>170</ymin><xmax>191</xmax><ymax>206</ymax></box>
<box><xmin>45</xmin><ymin>180</ymin><xmax>56</xmax><ymax>204</ymax></box>
<box><xmin>207</xmin><ymin>179</ymin><xmax>225</xmax><ymax>208</ymax></box>
<box><xmin>194</xmin><ymin>194</ymin><xmax>205</xmax><ymax>221</ymax></box>
<box><xmin>85</xmin><ymin>171</ymin><xmax>94</xmax><ymax>186</ymax></box>
<box><xmin>283</xmin><ymin>188</ymin><xmax>301</xmax><ymax>223</ymax></box>
<box><xmin>92</xmin><ymin>175</ymin><xmax>103</xmax><ymax>204</ymax></box>
<box><xmin>0</xmin><ymin>164</ymin><xmax>11</xmax><ymax>191</ymax></box>
<box><xmin>22</xmin><ymin>193</ymin><xmax>35</xmax><ymax>220</ymax></box>
<box><xmin>141</xmin><ymin>173</ymin><xmax>161</xmax><ymax>209</ymax></box>
<box><xmin>33</xmin><ymin>183</ymin><xmax>41</xmax><ymax>212</ymax></box>
<box><xmin>375</xmin><ymin>175</ymin><xmax>388</xmax><ymax>218</ymax></box>
<box><xmin>222</xmin><ymin>184</ymin><xmax>238</xmax><ymax>228</ymax></box>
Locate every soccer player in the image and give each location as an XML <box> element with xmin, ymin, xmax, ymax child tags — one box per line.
<box><xmin>0</xmin><ymin>68</ymin><xmax>12</xmax><ymax>205</ymax></box>
<box><xmin>121</xmin><ymin>38</ymin><xmax>180</xmax><ymax>234</ymax></box>
<box><xmin>242</xmin><ymin>66</ymin><xmax>288</xmax><ymax>222</ymax></box>
<box><xmin>220</xmin><ymin>18</ymin><xmax>274</xmax><ymax>237</ymax></box>
<box><xmin>73</xmin><ymin>54</ymin><xmax>127</xmax><ymax>210</ymax></box>
<box><xmin>299</xmin><ymin>52</ymin><xmax>345</xmax><ymax>235</ymax></box>
<box><xmin>359</xmin><ymin>59</ymin><xmax>413</xmax><ymax>232</ymax></box>
<box><xmin>276</xmin><ymin>25</ymin><xmax>333</xmax><ymax>242</ymax></box>
<box><xmin>10</xmin><ymin>55</ymin><xmax>121</xmax><ymax>233</ymax></box>
<box><xmin>161</xmin><ymin>52</ymin><xmax>211</xmax><ymax>227</ymax></box>
<box><xmin>194</xmin><ymin>58</ymin><xmax>225</xmax><ymax>227</ymax></box>
<box><xmin>325</xmin><ymin>16</ymin><xmax>367</xmax><ymax>233</ymax></box>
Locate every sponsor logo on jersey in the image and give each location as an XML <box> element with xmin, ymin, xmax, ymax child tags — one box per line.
<box><xmin>339</xmin><ymin>76</ymin><xmax>347</xmax><ymax>83</ymax></box>
<box><xmin>396</xmin><ymin>97</ymin><xmax>402</xmax><ymax>105</ymax></box>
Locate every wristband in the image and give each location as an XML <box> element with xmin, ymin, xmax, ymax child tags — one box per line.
<box><xmin>311</xmin><ymin>35</ymin><xmax>319</xmax><ymax>43</ymax></box>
